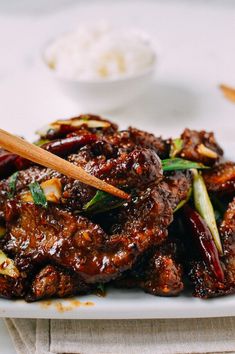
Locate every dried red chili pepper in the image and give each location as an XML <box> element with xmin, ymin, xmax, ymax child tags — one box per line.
<box><xmin>41</xmin><ymin>134</ymin><xmax>97</xmax><ymax>157</ymax></box>
<box><xmin>0</xmin><ymin>151</ymin><xmax>17</xmax><ymax>178</ymax></box>
<box><xmin>14</xmin><ymin>156</ymin><xmax>32</xmax><ymax>170</ymax></box>
<box><xmin>0</xmin><ymin>149</ymin><xmax>31</xmax><ymax>179</ymax></box>
<box><xmin>183</xmin><ymin>204</ymin><xmax>224</xmax><ymax>282</ymax></box>
<box><xmin>45</xmin><ymin>123</ymin><xmax>78</xmax><ymax>140</ymax></box>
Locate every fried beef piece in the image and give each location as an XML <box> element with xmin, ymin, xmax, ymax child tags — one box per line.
<box><xmin>162</xmin><ymin>171</ymin><xmax>192</xmax><ymax>211</ymax></box>
<box><xmin>113</xmin><ymin>171</ymin><xmax>189</xmax><ymax>297</ymax></box>
<box><xmin>25</xmin><ymin>265</ymin><xmax>92</xmax><ymax>302</ymax></box>
<box><xmin>68</xmin><ymin>141</ymin><xmax>163</xmax><ymax>189</ymax></box>
<box><xmin>0</xmin><ymin>275</ymin><xmax>25</xmax><ymax>299</ymax></box>
<box><xmin>189</xmin><ymin>198</ymin><xmax>235</xmax><ymax>298</ymax></box>
<box><xmin>114</xmin><ymin>240</ymin><xmax>184</xmax><ymax>296</ymax></box>
<box><xmin>105</xmin><ymin>127</ymin><xmax>170</xmax><ymax>159</ymax></box>
<box><xmin>178</xmin><ymin>129</ymin><xmax>223</xmax><ymax>165</ymax></box>
<box><xmin>220</xmin><ymin>198</ymin><xmax>235</xmax><ymax>284</ymax></box>
<box><xmin>60</xmin><ymin>144</ymin><xmax>163</xmax><ymax>209</ymax></box>
<box><xmin>83</xmin><ymin>148</ymin><xmax>162</xmax><ymax>189</ymax></box>
<box><xmin>128</xmin><ymin>127</ymin><xmax>170</xmax><ymax>159</ymax></box>
<box><xmin>203</xmin><ymin>162</ymin><xmax>235</xmax><ymax>196</ymax></box>
<box><xmin>141</xmin><ymin>242</ymin><xmax>184</xmax><ymax>296</ymax></box>
<box><xmin>189</xmin><ymin>262</ymin><xmax>227</xmax><ymax>298</ymax></box>
<box><xmin>3</xmin><ymin>181</ymin><xmax>173</xmax><ymax>284</ymax></box>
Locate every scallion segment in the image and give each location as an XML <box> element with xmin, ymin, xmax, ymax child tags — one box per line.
<box><xmin>34</xmin><ymin>139</ymin><xmax>50</xmax><ymax>147</ymax></box>
<box><xmin>170</xmin><ymin>138</ymin><xmax>183</xmax><ymax>158</ymax></box>
<box><xmin>8</xmin><ymin>171</ymin><xmax>19</xmax><ymax>198</ymax></box>
<box><xmin>84</xmin><ymin>158</ymin><xmax>209</xmax><ymax>214</ymax></box>
<box><xmin>192</xmin><ymin>169</ymin><xmax>223</xmax><ymax>255</ymax></box>
<box><xmin>29</xmin><ymin>182</ymin><xmax>48</xmax><ymax>208</ymax></box>
<box><xmin>162</xmin><ymin>158</ymin><xmax>208</xmax><ymax>172</ymax></box>
<box><xmin>174</xmin><ymin>187</ymin><xmax>192</xmax><ymax>213</ymax></box>
<box><xmin>83</xmin><ymin>190</ymin><xmax>125</xmax><ymax>214</ymax></box>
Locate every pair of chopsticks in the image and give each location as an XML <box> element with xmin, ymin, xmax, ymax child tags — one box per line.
<box><xmin>0</xmin><ymin>128</ymin><xmax>129</xmax><ymax>200</ymax></box>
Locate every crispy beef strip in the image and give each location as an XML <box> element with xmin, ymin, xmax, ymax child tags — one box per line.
<box><xmin>178</xmin><ymin>129</ymin><xmax>223</xmax><ymax>165</ymax></box>
<box><xmin>114</xmin><ymin>240</ymin><xmax>184</xmax><ymax>297</ymax></box>
<box><xmin>25</xmin><ymin>265</ymin><xmax>92</xmax><ymax>302</ymax></box>
<box><xmin>104</xmin><ymin>127</ymin><xmax>170</xmax><ymax>159</ymax></box>
<box><xmin>203</xmin><ymin>162</ymin><xmax>235</xmax><ymax>196</ymax></box>
<box><xmin>162</xmin><ymin>170</ymin><xmax>192</xmax><ymax>211</ymax></box>
<box><xmin>189</xmin><ymin>198</ymin><xmax>235</xmax><ymax>298</ymax></box>
<box><xmin>0</xmin><ymin>275</ymin><xmax>25</xmax><ymax>299</ymax></box>
<box><xmin>220</xmin><ymin>197</ymin><xmax>235</xmax><ymax>284</ymax></box>
<box><xmin>112</xmin><ymin>171</ymin><xmax>191</xmax><ymax>297</ymax></box>
<box><xmin>68</xmin><ymin>146</ymin><xmax>162</xmax><ymax>190</ymax></box>
<box><xmin>141</xmin><ymin>241</ymin><xmax>184</xmax><ymax>296</ymax></box>
<box><xmin>3</xmin><ymin>181</ymin><xmax>172</xmax><ymax>284</ymax></box>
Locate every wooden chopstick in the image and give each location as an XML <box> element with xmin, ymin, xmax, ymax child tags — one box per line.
<box><xmin>0</xmin><ymin>128</ymin><xmax>130</xmax><ymax>200</ymax></box>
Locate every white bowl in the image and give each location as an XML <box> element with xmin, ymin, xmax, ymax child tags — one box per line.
<box><xmin>49</xmin><ymin>67</ymin><xmax>156</xmax><ymax>112</ymax></box>
<box><xmin>41</xmin><ymin>35</ymin><xmax>157</xmax><ymax>112</ymax></box>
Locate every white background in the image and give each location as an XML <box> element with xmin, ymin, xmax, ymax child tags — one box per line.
<box><xmin>0</xmin><ymin>1</ymin><xmax>235</xmax><ymax>352</ymax></box>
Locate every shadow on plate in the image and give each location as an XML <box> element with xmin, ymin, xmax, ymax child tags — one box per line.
<box><xmin>109</xmin><ymin>80</ymin><xmax>200</xmax><ymax>129</ymax></box>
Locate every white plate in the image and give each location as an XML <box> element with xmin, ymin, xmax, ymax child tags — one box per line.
<box><xmin>0</xmin><ymin>288</ymin><xmax>235</xmax><ymax>320</ymax></box>
<box><xmin>0</xmin><ymin>143</ymin><xmax>234</xmax><ymax>320</ymax></box>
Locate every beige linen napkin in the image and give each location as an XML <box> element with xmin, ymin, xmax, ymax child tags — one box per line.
<box><xmin>4</xmin><ymin>317</ymin><xmax>235</xmax><ymax>354</ymax></box>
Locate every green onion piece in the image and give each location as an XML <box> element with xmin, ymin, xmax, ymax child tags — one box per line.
<box><xmin>0</xmin><ymin>250</ymin><xmax>20</xmax><ymax>278</ymax></box>
<box><xmin>162</xmin><ymin>158</ymin><xmax>209</xmax><ymax>171</ymax></box>
<box><xmin>29</xmin><ymin>182</ymin><xmax>48</xmax><ymax>208</ymax></box>
<box><xmin>170</xmin><ymin>138</ymin><xmax>183</xmax><ymax>158</ymax></box>
<box><xmin>34</xmin><ymin>139</ymin><xmax>50</xmax><ymax>147</ymax></box>
<box><xmin>83</xmin><ymin>190</ymin><xmax>125</xmax><ymax>214</ymax></box>
<box><xmin>174</xmin><ymin>187</ymin><xmax>192</xmax><ymax>213</ymax></box>
<box><xmin>8</xmin><ymin>171</ymin><xmax>19</xmax><ymax>198</ymax></box>
<box><xmin>192</xmin><ymin>169</ymin><xmax>223</xmax><ymax>255</ymax></box>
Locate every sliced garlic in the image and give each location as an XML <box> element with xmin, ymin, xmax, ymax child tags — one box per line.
<box><xmin>21</xmin><ymin>178</ymin><xmax>62</xmax><ymax>204</ymax></box>
<box><xmin>40</xmin><ymin>178</ymin><xmax>62</xmax><ymax>203</ymax></box>
<box><xmin>36</xmin><ymin>118</ymin><xmax>110</xmax><ymax>137</ymax></box>
<box><xmin>56</xmin><ymin>118</ymin><xmax>111</xmax><ymax>128</ymax></box>
<box><xmin>197</xmin><ymin>144</ymin><xmax>218</xmax><ymax>159</ymax></box>
<box><xmin>0</xmin><ymin>250</ymin><xmax>20</xmax><ymax>278</ymax></box>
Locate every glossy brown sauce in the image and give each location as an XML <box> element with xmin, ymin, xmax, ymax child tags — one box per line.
<box><xmin>40</xmin><ymin>298</ymin><xmax>94</xmax><ymax>312</ymax></box>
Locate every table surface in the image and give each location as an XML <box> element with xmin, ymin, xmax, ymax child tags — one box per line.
<box><xmin>0</xmin><ymin>1</ymin><xmax>235</xmax><ymax>353</ymax></box>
